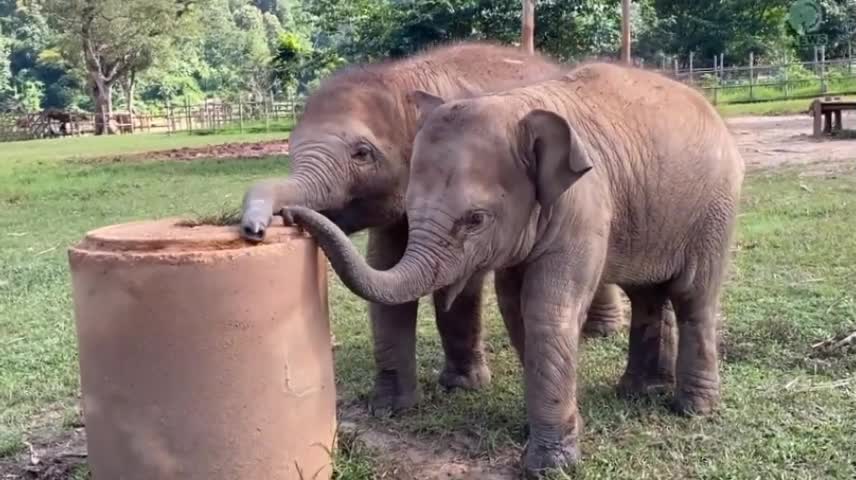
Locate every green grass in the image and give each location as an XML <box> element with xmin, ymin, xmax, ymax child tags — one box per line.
<box><xmin>717</xmin><ymin>95</ymin><xmax>856</xmax><ymax>118</ymax></box>
<box><xmin>1</xmin><ymin>137</ymin><xmax>855</xmax><ymax>478</ymax></box>
<box><xmin>0</xmin><ymin>129</ymin><xmax>288</xmax><ymax>169</ymax></box>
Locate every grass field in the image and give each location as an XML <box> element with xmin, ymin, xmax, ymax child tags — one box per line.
<box><xmin>716</xmin><ymin>96</ymin><xmax>856</xmax><ymax>118</ymax></box>
<box><xmin>0</xmin><ymin>129</ymin><xmax>288</xmax><ymax>170</ymax></box>
<box><xmin>1</xmin><ymin>135</ymin><xmax>855</xmax><ymax>478</ymax></box>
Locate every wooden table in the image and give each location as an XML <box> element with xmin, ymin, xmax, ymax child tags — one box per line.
<box><xmin>812</xmin><ymin>98</ymin><xmax>856</xmax><ymax>137</ymax></box>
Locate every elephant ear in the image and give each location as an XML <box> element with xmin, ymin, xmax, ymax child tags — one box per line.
<box><xmin>408</xmin><ymin>90</ymin><xmax>446</xmax><ymax>128</ymax></box>
<box><xmin>520</xmin><ymin>109</ymin><xmax>593</xmax><ymax>209</ymax></box>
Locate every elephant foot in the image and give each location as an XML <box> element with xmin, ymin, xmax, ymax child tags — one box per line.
<box><xmin>581</xmin><ymin>307</ymin><xmax>626</xmax><ymax>339</ymax></box>
<box><xmin>438</xmin><ymin>359</ymin><xmax>491</xmax><ymax>391</ymax></box>
<box><xmin>521</xmin><ymin>416</ymin><xmax>583</xmax><ymax>479</ymax></box>
<box><xmin>672</xmin><ymin>387</ymin><xmax>720</xmax><ymax>417</ymax></box>
<box><xmin>369</xmin><ymin>370</ymin><xmax>420</xmax><ymax>417</ymax></box>
<box><xmin>617</xmin><ymin>371</ymin><xmax>675</xmax><ymax>398</ymax></box>
<box><xmin>521</xmin><ymin>436</ymin><xmax>581</xmax><ymax>479</ymax></box>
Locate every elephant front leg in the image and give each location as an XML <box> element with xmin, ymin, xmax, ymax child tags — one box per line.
<box><xmin>617</xmin><ymin>288</ymin><xmax>677</xmax><ymax>398</ymax></box>
<box><xmin>581</xmin><ymin>283</ymin><xmax>626</xmax><ymax>338</ymax></box>
<box><xmin>369</xmin><ymin>301</ymin><xmax>420</xmax><ymax>414</ymax></box>
<box><xmin>366</xmin><ymin>224</ymin><xmax>420</xmax><ymax>415</ymax></box>
<box><xmin>520</xmin><ymin>253</ymin><xmax>600</xmax><ymax>477</ymax></box>
<box><xmin>433</xmin><ymin>274</ymin><xmax>491</xmax><ymax>391</ymax></box>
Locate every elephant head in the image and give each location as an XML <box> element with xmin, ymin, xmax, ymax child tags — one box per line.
<box><xmin>242</xmin><ymin>81</ymin><xmax>413</xmax><ymax>240</ymax></box>
<box><xmin>286</xmin><ymin>91</ymin><xmax>593</xmax><ymax>308</ymax></box>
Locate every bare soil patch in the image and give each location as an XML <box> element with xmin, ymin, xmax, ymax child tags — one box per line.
<box><xmin>0</xmin><ymin>427</ymin><xmax>86</xmax><ymax>480</ymax></box>
<box><xmin>727</xmin><ymin>113</ymin><xmax>856</xmax><ymax>175</ymax></box>
<box><xmin>77</xmin><ymin>139</ymin><xmax>290</xmax><ymax>164</ymax></box>
<box><xmin>339</xmin><ymin>402</ymin><xmax>520</xmax><ymax>480</ymax></box>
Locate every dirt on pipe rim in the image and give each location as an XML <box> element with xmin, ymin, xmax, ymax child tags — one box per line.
<box><xmin>69</xmin><ymin>217</ymin><xmax>309</xmax><ymax>264</ymax></box>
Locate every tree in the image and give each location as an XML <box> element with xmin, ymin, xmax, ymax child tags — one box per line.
<box><xmin>42</xmin><ymin>0</ymin><xmax>202</xmax><ymax>134</ymax></box>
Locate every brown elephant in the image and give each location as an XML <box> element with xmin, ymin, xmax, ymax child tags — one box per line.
<box><xmin>283</xmin><ymin>63</ymin><xmax>745</xmax><ymax>476</ymax></box>
<box><xmin>240</xmin><ymin>43</ymin><xmax>627</xmax><ymax>415</ymax></box>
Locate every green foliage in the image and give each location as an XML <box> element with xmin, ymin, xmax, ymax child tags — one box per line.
<box><xmin>0</xmin><ymin>0</ymin><xmax>852</xmax><ymax>113</ymax></box>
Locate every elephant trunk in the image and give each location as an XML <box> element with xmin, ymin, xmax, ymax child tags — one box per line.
<box><xmin>241</xmin><ymin>169</ymin><xmax>342</xmax><ymax>240</ymax></box>
<box><xmin>287</xmin><ymin>206</ymin><xmax>449</xmax><ymax>306</ymax></box>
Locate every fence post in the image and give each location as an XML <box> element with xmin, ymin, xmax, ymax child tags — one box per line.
<box><xmin>239</xmin><ymin>99</ymin><xmax>244</xmax><ymax>134</ymax></box>
<box><xmin>185</xmin><ymin>98</ymin><xmax>192</xmax><ymax>134</ymax></box>
<box><xmin>849</xmin><ymin>41</ymin><xmax>853</xmax><ymax>75</ymax></box>
<box><xmin>290</xmin><ymin>90</ymin><xmax>296</xmax><ymax>123</ymax></box>
<box><xmin>673</xmin><ymin>58</ymin><xmax>679</xmax><ymax>78</ymax></box>
<box><xmin>820</xmin><ymin>44</ymin><xmax>827</xmax><ymax>94</ymax></box>
<box><xmin>784</xmin><ymin>59</ymin><xmax>791</xmax><ymax>100</ymax></box>
<box><xmin>813</xmin><ymin>46</ymin><xmax>819</xmax><ymax>75</ymax></box>
<box><xmin>265</xmin><ymin>97</ymin><xmax>271</xmax><ymax>132</ymax></box>
<box><xmin>749</xmin><ymin>52</ymin><xmax>755</xmax><ymax>101</ymax></box>
<box><xmin>712</xmin><ymin>55</ymin><xmax>719</xmax><ymax>105</ymax></box>
<box><xmin>688</xmin><ymin>52</ymin><xmax>695</xmax><ymax>84</ymax></box>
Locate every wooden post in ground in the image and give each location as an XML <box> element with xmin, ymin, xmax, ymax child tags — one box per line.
<box><xmin>185</xmin><ymin>98</ymin><xmax>192</xmax><ymax>134</ymax></box>
<box><xmin>290</xmin><ymin>91</ymin><xmax>296</xmax><ymax>124</ymax></box>
<box><xmin>689</xmin><ymin>51</ymin><xmax>695</xmax><ymax>84</ymax></box>
<box><xmin>749</xmin><ymin>52</ymin><xmax>755</xmax><ymax>101</ymax></box>
<box><xmin>820</xmin><ymin>44</ymin><xmax>827</xmax><ymax>93</ymax></box>
<box><xmin>239</xmin><ymin>99</ymin><xmax>244</xmax><ymax>134</ymax></box>
<box><xmin>521</xmin><ymin>0</ymin><xmax>535</xmax><ymax>54</ymax></box>
<box><xmin>621</xmin><ymin>0</ymin><xmax>631</xmax><ymax>64</ymax></box>
<box><xmin>713</xmin><ymin>55</ymin><xmax>719</xmax><ymax>105</ymax></box>
<box><xmin>265</xmin><ymin>97</ymin><xmax>271</xmax><ymax>132</ymax></box>
<box><xmin>813</xmin><ymin>100</ymin><xmax>823</xmax><ymax>137</ymax></box>
<box><xmin>784</xmin><ymin>59</ymin><xmax>791</xmax><ymax>99</ymax></box>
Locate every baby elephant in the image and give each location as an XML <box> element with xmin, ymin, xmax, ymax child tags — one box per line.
<box><xmin>286</xmin><ymin>63</ymin><xmax>745</xmax><ymax>477</ymax></box>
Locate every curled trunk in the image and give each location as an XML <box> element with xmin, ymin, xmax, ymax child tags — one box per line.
<box><xmin>286</xmin><ymin>206</ymin><xmax>439</xmax><ymax>305</ymax></box>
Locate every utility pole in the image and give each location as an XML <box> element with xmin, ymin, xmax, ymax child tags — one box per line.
<box><xmin>621</xmin><ymin>0</ymin><xmax>632</xmax><ymax>64</ymax></box>
<box><xmin>521</xmin><ymin>0</ymin><xmax>535</xmax><ymax>54</ymax></box>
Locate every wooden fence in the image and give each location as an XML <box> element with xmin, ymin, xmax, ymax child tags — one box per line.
<box><xmin>655</xmin><ymin>48</ymin><xmax>856</xmax><ymax>104</ymax></box>
<box><xmin>0</xmin><ymin>98</ymin><xmax>304</xmax><ymax>142</ymax></box>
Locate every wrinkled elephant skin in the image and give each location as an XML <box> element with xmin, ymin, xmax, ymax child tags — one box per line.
<box><xmin>240</xmin><ymin>43</ymin><xmax>626</xmax><ymax>415</ymax></box>
<box><xmin>288</xmin><ymin>63</ymin><xmax>744</xmax><ymax>477</ymax></box>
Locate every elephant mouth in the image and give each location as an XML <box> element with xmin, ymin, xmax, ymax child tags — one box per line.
<box><xmin>320</xmin><ymin>195</ymin><xmax>402</xmax><ymax>236</ymax></box>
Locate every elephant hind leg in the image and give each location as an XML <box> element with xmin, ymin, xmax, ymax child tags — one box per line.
<box><xmin>669</xmin><ymin>283</ymin><xmax>723</xmax><ymax>416</ymax></box>
<box><xmin>434</xmin><ymin>274</ymin><xmax>491</xmax><ymax>391</ymax></box>
<box><xmin>617</xmin><ymin>286</ymin><xmax>677</xmax><ymax>398</ymax></box>
<box><xmin>582</xmin><ymin>284</ymin><xmax>627</xmax><ymax>338</ymax></box>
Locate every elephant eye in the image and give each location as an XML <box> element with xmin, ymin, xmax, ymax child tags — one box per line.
<box><xmin>462</xmin><ymin>210</ymin><xmax>489</xmax><ymax>231</ymax></box>
<box><xmin>351</xmin><ymin>143</ymin><xmax>375</xmax><ymax>163</ymax></box>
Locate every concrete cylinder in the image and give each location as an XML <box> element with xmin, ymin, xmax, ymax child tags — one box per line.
<box><xmin>68</xmin><ymin>219</ymin><xmax>336</xmax><ymax>480</ymax></box>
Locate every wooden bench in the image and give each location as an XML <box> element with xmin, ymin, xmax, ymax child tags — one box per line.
<box><xmin>811</xmin><ymin>97</ymin><xmax>856</xmax><ymax>137</ymax></box>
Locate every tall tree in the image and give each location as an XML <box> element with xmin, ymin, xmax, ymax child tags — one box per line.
<box><xmin>42</xmin><ymin>0</ymin><xmax>202</xmax><ymax>134</ymax></box>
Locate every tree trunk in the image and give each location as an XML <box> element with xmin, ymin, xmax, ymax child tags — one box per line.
<box><xmin>122</xmin><ymin>72</ymin><xmax>136</xmax><ymax>133</ymax></box>
<box><xmin>92</xmin><ymin>78</ymin><xmax>116</xmax><ymax>136</ymax></box>
<box><xmin>521</xmin><ymin>0</ymin><xmax>535</xmax><ymax>54</ymax></box>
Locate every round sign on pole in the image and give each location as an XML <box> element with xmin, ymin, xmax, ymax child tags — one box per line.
<box><xmin>789</xmin><ymin>0</ymin><xmax>823</xmax><ymax>35</ymax></box>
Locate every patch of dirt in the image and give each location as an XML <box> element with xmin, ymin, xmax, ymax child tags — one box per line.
<box><xmin>0</xmin><ymin>403</ymin><xmax>520</xmax><ymax>480</ymax></box>
<box><xmin>726</xmin><ymin>113</ymin><xmax>856</xmax><ymax>175</ymax></box>
<box><xmin>77</xmin><ymin>139</ymin><xmax>290</xmax><ymax>164</ymax></box>
<box><xmin>338</xmin><ymin>402</ymin><xmax>520</xmax><ymax>480</ymax></box>
<box><xmin>0</xmin><ymin>428</ymin><xmax>86</xmax><ymax>480</ymax></box>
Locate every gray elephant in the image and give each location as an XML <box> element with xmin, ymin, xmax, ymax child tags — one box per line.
<box><xmin>240</xmin><ymin>43</ymin><xmax>626</xmax><ymax>414</ymax></box>
<box><xmin>283</xmin><ymin>63</ymin><xmax>745</xmax><ymax>477</ymax></box>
